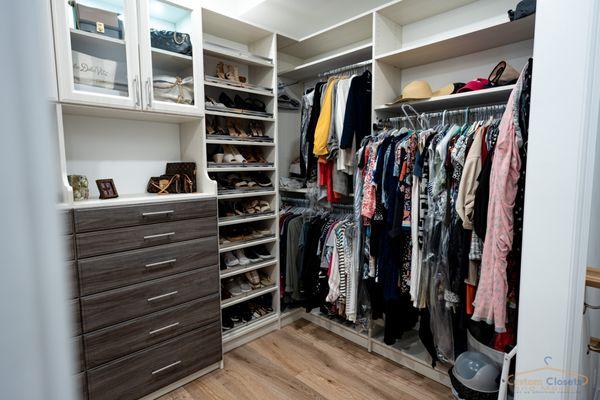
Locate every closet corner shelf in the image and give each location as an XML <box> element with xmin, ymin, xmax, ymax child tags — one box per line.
<box><xmin>279</xmin><ymin>187</ymin><xmax>308</xmax><ymax>194</ymax></box>
<box><xmin>206</xmin><ymin>138</ymin><xmax>276</xmax><ymax>147</ymax></box>
<box><xmin>375</xmin><ymin>85</ymin><xmax>515</xmax><ymax>114</ymax></box>
<box><xmin>220</xmin><ymin>259</ymin><xmax>278</xmax><ymax>279</ymax></box>
<box><xmin>205</xmin><ymin>109</ymin><xmax>275</xmax><ymax>122</ymax></box>
<box><xmin>207</xmin><ymin>166</ymin><xmax>276</xmax><ymax>173</ymax></box>
<box><xmin>375</xmin><ymin>14</ymin><xmax>535</xmax><ymax>69</ymax></box>
<box><xmin>218</xmin><ymin>190</ymin><xmax>276</xmax><ymax>200</ymax></box>
<box><xmin>222</xmin><ymin>312</ymin><xmax>279</xmax><ymax>343</ymax></box>
<box><xmin>218</xmin><ymin>212</ymin><xmax>276</xmax><ymax>227</ymax></box>
<box><xmin>204</xmin><ymin>80</ymin><xmax>274</xmax><ymax>97</ymax></box>
<box><xmin>151</xmin><ymin>47</ymin><xmax>192</xmax><ymax>71</ymax></box>
<box><xmin>221</xmin><ymin>284</ymin><xmax>278</xmax><ymax>309</ymax></box>
<box><xmin>203</xmin><ymin>43</ymin><xmax>274</xmax><ymax>68</ymax></box>
<box><xmin>219</xmin><ymin>236</ymin><xmax>277</xmax><ymax>253</ymax></box>
<box><xmin>586</xmin><ymin>267</ymin><xmax>600</xmax><ymax>289</ymax></box>
<box><xmin>70</xmin><ymin>192</ymin><xmax>216</xmax><ymax>209</ymax></box>
<box><xmin>278</xmin><ymin>44</ymin><xmax>372</xmax><ymax>81</ymax></box>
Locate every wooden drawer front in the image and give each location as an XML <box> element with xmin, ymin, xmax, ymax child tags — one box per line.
<box><xmin>68</xmin><ymin>261</ymin><xmax>79</xmax><ymax>299</ymax></box>
<box><xmin>81</xmin><ymin>267</ymin><xmax>218</xmax><ymax>332</ymax></box>
<box><xmin>79</xmin><ymin>237</ymin><xmax>218</xmax><ymax>296</ymax></box>
<box><xmin>73</xmin><ymin>335</ymin><xmax>85</xmax><ymax>373</ymax></box>
<box><xmin>75</xmin><ymin>372</ymin><xmax>87</xmax><ymax>400</ymax></box>
<box><xmin>76</xmin><ymin>218</ymin><xmax>217</xmax><ymax>259</ymax></box>
<box><xmin>87</xmin><ymin>323</ymin><xmax>221</xmax><ymax>400</ymax></box>
<box><xmin>84</xmin><ymin>294</ymin><xmax>220</xmax><ymax>368</ymax></box>
<box><xmin>65</xmin><ymin>235</ymin><xmax>75</xmax><ymax>261</ymax></box>
<box><xmin>61</xmin><ymin>209</ymin><xmax>74</xmax><ymax>235</ymax></box>
<box><xmin>74</xmin><ymin>199</ymin><xmax>217</xmax><ymax>233</ymax></box>
<box><xmin>71</xmin><ymin>299</ymin><xmax>82</xmax><ymax>336</ymax></box>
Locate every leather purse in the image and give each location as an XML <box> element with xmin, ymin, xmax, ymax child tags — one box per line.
<box><xmin>166</xmin><ymin>162</ymin><xmax>196</xmax><ymax>193</ymax></box>
<box><xmin>69</xmin><ymin>1</ymin><xmax>123</xmax><ymax>39</ymax></box>
<box><xmin>147</xmin><ymin>174</ymin><xmax>180</xmax><ymax>194</ymax></box>
<box><xmin>150</xmin><ymin>29</ymin><xmax>193</xmax><ymax>56</ymax></box>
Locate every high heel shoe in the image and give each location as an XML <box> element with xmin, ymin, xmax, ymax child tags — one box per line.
<box><xmin>216</xmin><ymin>62</ymin><xmax>226</xmax><ymax>80</ymax></box>
<box><xmin>226</xmin><ymin>119</ymin><xmax>238</xmax><ymax>137</ymax></box>
<box><xmin>206</xmin><ymin>118</ymin><xmax>216</xmax><ymax>135</ymax></box>
<box><xmin>234</xmin><ymin>120</ymin><xmax>249</xmax><ymax>138</ymax></box>
<box><xmin>219</xmin><ymin>92</ymin><xmax>235</xmax><ymax>109</ymax></box>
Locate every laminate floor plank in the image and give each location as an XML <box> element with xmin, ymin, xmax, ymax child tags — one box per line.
<box><xmin>158</xmin><ymin>320</ymin><xmax>453</xmax><ymax>400</ymax></box>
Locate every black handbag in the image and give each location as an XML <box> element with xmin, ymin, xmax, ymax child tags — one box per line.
<box><xmin>150</xmin><ymin>29</ymin><xmax>192</xmax><ymax>56</ymax></box>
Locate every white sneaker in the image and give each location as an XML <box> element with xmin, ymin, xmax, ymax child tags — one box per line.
<box><xmin>222</xmin><ymin>251</ymin><xmax>239</xmax><ymax>268</ymax></box>
<box><xmin>234</xmin><ymin>249</ymin><xmax>250</xmax><ymax>266</ymax></box>
<box><xmin>235</xmin><ymin>276</ymin><xmax>252</xmax><ymax>292</ymax></box>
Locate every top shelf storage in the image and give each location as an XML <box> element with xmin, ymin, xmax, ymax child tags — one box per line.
<box><xmin>377</xmin><ymin>0</ymin><xmax>477</xmax><ymax>26</ymax></box>
<box><xmin>202</xmin><ymin>9</ymin><xmax>274</xmax><ymax>46</ymax></box>
<box><xmin>278</xmin><ymin>13</ymin><xmax>372</xmax><ymax>81</ymax></box>
<box><xmin>375</xmin><ymin>14</ymin><xmax>535</xmax><ymax>69</ymax></box>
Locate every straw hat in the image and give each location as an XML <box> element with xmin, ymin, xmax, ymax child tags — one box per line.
<box><xmin>386</xmin><ymin>80</ymin><xmax>432</xmax><ymax>105</ymax></box>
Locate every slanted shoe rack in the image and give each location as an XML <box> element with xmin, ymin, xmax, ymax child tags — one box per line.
<box><xmin>201</xmin><ymin>9</ymin><xmax>280</xmax><ymax>352</ymax></box>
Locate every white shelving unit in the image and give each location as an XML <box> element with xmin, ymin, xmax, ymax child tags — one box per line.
<box><xmin>201</xmin><ymin>8</ymin><xmax>281</xmax><ymax>351</ymax></box>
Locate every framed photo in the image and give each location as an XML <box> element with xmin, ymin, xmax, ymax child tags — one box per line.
<box><xmin>96</xmin><ymin>179</ymin><xmax>119</xmax><ymax>199</ymax></box>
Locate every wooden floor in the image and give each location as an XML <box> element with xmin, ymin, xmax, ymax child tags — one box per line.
<box><xmin>159</xmin><ymin>320</ymin><xmax>453</xmax><ymax>400</ymax></box>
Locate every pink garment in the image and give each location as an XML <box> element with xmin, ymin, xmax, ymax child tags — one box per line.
<box><xmin>361</xmin><ymin>141</ymin><xmax>380</xmax><ymax>219</ymax></box>
<box><xmin>472</xmin><ymin>78</ymin><xmax>523</xmax><ymax>332</ymax></box>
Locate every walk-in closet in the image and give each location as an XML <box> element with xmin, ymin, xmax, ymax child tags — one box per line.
<box><xmin>3</xmin><ymin>1</ymin><xmax>600</xmax><ymax>400</ymax></box>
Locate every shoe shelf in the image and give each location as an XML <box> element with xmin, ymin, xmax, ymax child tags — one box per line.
<box><xmin>219</xmin><ymin>236</ymin><xmax>277</xmax><ymax>253</ymax></box>
<box><xmin>220</xmin><ymin>259</ymin><xmax>277</xmax><ymax>279</ymax></box>
<box><xmin>208</xmin><ymin>166</ymin><xmax>276</xmax><ymax>173</ymax></box>
<box><xmin>218</xmin><ymin>212</ymin><xmax>276</xmax><ymax>227</ymax></box>
<box><xmin>206</xmin><ymin>138</ymin><xmax>275</xmax><ymax>147</ymax></box>
<box><xmin>205</xmin><ymin>109</ymin><xmax>275</xmax><ymax>122</ymax></box>
<box><xmin>218</xmin><ymin>190</ymin><xmax>276</xmax><ymax>200</ymax></box>
<box><xmin>221</xmin><ymin>284</ymin><xmax>278</xmax><ymax>309</ymax></box>
<box><xmin>204</xmin><ymin>43</ymin><xmax>274</xmax><ymax>68</ymax></box>
<box><xmin>222</xmin><ymin>312</ymin><xmax>279</xmax><ymax>344</ymax></box>
<box><xmin>204</xmin><ymin>80</ymin><xmax>274</xmax><ymax>97</ymax></box>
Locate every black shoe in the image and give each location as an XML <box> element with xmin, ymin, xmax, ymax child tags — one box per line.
<box><xmin>244</xmin><ymin>248</ymin><xmax>261</xmax><ymax>262</ymax></box>
<box><xmin>255</xmin><ymin>173</ymin><xmax>272</xmax><ymax>187</ymax></box>
<box><xmin>253</xmin><ymin>245</ymin><xmax>272</xmax><ymax>259</ymax></box>
<box><xmin>219</xmin><ymin>92</ymin><xmax>235</xmax><ymax>108</ymax></box>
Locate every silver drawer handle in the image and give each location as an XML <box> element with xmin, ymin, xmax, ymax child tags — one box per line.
<box><xmin>151</xmin><ymin>360</ymin><xmax>181</xmax><ymax>375</ymax></box>
<box><xmin>149</xmin><ymin>322</ymin><xmax>180</xmax><ymax>335</ymax></box>
<box><xmin>145</xmin><ymin>259</ymin><xmax>177</xmax><ymax>269</ymax></box>
<box><xmin>142</xmin><ymin>210</ymin><xmax>174</xmax><ymax>217</ymax></box>
<box><xmin>147</xmin><ymin>291</ymin><xmax>178</xmax><ymax>302</ymax></box>
<box><xmin>143</xmin><ymin>232</ymin><xmax>175</xmax><ymax>240</ymax></box>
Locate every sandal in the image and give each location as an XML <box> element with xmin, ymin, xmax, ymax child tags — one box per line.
<box><xmin>240</xmin><ymin>148</ymin><xmax>258</xmax><ymax>163</ymax></box>
<box><xmin>226</xmin><ymin>64</ymin><xmax>240</xmax><ymax>83</ymax></box>
<box><xmin>258</xmin><ymin>200</ymin><xmax>271</xmax><ymax>212</ymax></box>
<box><xmin>230</xmin><ymin>146</ymin><xmax>247</xmax><ymax>163</ymax></box>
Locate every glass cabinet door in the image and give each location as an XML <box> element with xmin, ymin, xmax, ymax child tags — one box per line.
<box><xmin>137</xmin><ymin>0</ymin><xmax>203</xmax><ymax>116</ymax></box>
<box><xmin>52</xmin><ymin>0</ymin><xmax>141</xmax><ymax>108</ymax></box>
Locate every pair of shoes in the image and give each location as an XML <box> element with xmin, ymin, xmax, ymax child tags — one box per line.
<box><xmin>218</xmin><ymin>92</ymin><xmax>267</xmax><ymax>114</ymax></box>
<box><xmin>238</xmin><ymin>148</ymin><xmax>268</xmax><ymax>164</ymax></box>
<box><xmin>222</xmin><ymin>275</ymin><xmax>252</xmax><ymax>297</ymax></box>
<box><xmin>241</xmin><ymin>199</ymin><xmax>271</xmax><ymax>214</ymax></box>
<box><xmin>248</xmin><ymin>121</ymin><xmax>266</xmax><ymax>137</ymax></box>
<box><xmin>222</xmin><ymin>249</ymin><xmax>252</xmax><ymax>268</ymax></box>
<box><xmin>205</xmin><ymin>96</ymin><xmax>227</xmax><ymax>109</ymax></box>
<box><xmin>255</xmin><ymin>172</ymin><xmax>272</xmax><ymax>187</ymax></box>
<box><xmin>247</xmin><ymin>245</ymin><xmax>272</xmax><ymax>260</ymax></box>
<box><xmin>216</xmin><ymin>62</ymin><xmax>247</xmax><ymax>84</ymax></box>
<box><xmin>220</xmin><ymin>226</ymin><xmax>272</xmax><ymax>244</ymax></box>
<box><xmin>226</xmin><ymin>118</ymin><xmax>250</xmax><ymax>137</ymax></box>
<box><xmin>213</xmin><ymin>145</ymin><xmax>247</xmax><ymax>164</ymax></box>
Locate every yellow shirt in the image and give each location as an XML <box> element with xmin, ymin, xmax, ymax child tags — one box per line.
<box><xmin>313</xmin><ymin>78</ymin><xmax>339</xmax><ymax>156</ymax></box>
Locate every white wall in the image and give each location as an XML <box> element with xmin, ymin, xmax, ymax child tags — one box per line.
<box><xmin>516</xmin><ymin>0</ymin><xmax>600</xmax><ymax>399</ymax></box>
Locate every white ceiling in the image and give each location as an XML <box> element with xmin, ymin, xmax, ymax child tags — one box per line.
<box><xmin>197</xmin><ymin>0</ymin><xmax>392</xmax><ymax>40</ymax></box>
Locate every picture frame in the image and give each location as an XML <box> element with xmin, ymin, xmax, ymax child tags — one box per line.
<box><xmin>96</xmin><ymin>178</ymin><xmax>119</xmax><ymax>199</ymax></box>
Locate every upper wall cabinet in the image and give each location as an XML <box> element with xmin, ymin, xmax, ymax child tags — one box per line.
<box><xmin>51</xmin><ymin>0</ymin><xmax>203</xmax><ymax>116</ymax></box>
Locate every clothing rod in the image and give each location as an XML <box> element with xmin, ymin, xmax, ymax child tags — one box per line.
<box><xmin>318</xmin><ymin>60</ymin><xmax>372</xmax><ymax>77</ymax></box>
<box><xmin>382</xmin><ymin>102</ymin><xmax>506</xmax><ymax>122</ymax></box>
<box><xmin>281</xmin><ymin>197</ymin><xmax>354</xmax><ymax>210</ymax></box>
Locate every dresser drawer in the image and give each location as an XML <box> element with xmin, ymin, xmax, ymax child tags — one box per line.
<box><xmin>65</xmin><ymin>234</ymin><xmax>75</xmax><ymax>261</ymax></box>
<box><xmin>61</xmin><ymin>209</ymin><xmax>74</xmax><ymax>235</ymax></box>
<box><xmin>68</xmin><ymin>261</ymin><xmax>79</xmax><ymax>299</ymax></box>
<box><xmin>87</xmin><ymin>322</ymin><xmax>221</xmax><ymax>400</ymax></box>
<box><xmin>78</xmin><ymin>237</ymin><xmax>218</xmax><ymax>296</ymax></box>
<box><xmin>75</xmin><ymin>372</ymin><xmax>87</xmax><ymax>400</ymax></box>
<box><xmin>84</xmin><ymin>294</ymin><xmax>220</xmax><ymax>368</ymax></box>
<box><xmin>81</xmin><ymin>267</ymin><xmax>218</xmax><ymax>332</ymax></box>
<box><xmin>71</xmin><ymin>298</ymin><xmax>82</xmax><ymax>336</ymax></box>
<box><xmin>76</xmin><ymin>218</ymin><xmax>217</xmax><ymax>258</ymax></box>
<box><xmin>72</xmin><ymin>335</ymin><xmax>85</xmax><ymax>373</ymax></box>
<box><xmin>74</xmin><ymin>199</ymin><xmax>217</xmax><ymax>233</ymax></box>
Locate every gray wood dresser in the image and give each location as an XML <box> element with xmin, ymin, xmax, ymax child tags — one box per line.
<box><xmin>63</xmin><ymin>198</ymin><xmax>222</xmax><ymax>400</ymax></box>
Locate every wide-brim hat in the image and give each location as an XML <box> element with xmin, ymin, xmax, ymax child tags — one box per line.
<box><xmin>385</xmin><ymin>80</ymin><xmax>432</xmax><ymax>105</ymax></box>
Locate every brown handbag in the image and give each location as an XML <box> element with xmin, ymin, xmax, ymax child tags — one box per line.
<box><xmin>147</xmin><ymin>174</ymin><xmax>180</xmax><ymax>194</ymax></box>
<box><xmin>166</xmin><ymin>162</ymin><xmax>196</xmax><ymax>193</ymax></box>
